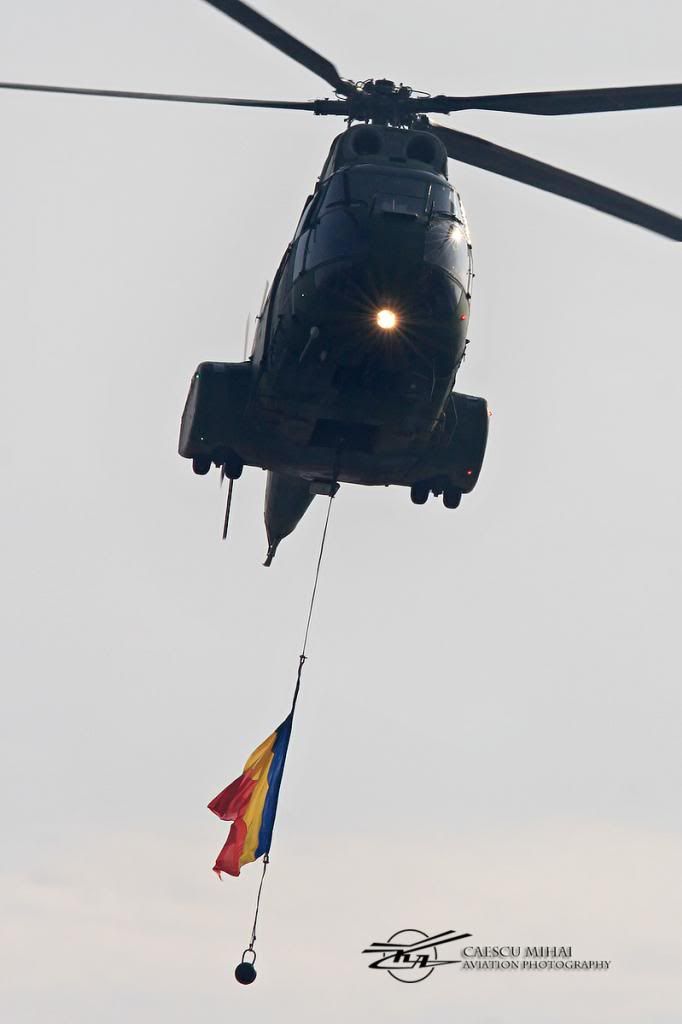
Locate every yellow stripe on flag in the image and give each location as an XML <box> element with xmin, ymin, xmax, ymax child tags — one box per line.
<box><xmin>239</xmin><ymin>729</ymin><xmax>278</xmax><ymax>867</ymax></box>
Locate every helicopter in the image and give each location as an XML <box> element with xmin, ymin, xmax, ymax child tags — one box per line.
<box><xmin>3</xmin><ymin>1</ymin><xmax>681</xmax><ymax>564</ymax></box>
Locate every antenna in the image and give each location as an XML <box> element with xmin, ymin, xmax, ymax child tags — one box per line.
<box><xmin>243</xmin><ymin>313</ymin><xmax>251</xmax><ymax>360</ymax></box>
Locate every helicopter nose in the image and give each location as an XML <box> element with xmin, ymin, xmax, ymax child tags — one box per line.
<box><xmin>369</xmin><ymin>207</ymin><xmax>426</xmax><ymax>274</ymax></box>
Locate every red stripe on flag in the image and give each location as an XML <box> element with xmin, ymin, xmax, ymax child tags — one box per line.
<box><xmin>208</xmin><ymin>772</ymin><xmax>258</xmax><ymax>877</ymax></box>
<box><xmin>208</xmin><ymin>772</ymin><xmax>257</xmax><ymax>821</ymax></box>
<box><xmin>213</xmin><ymin>818</ymin><xmax>248</xmax><ymax>877</ymax></box>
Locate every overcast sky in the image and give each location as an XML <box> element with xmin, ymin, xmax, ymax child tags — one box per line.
<box><xmin>1</xmin><ymin>1</ymin><xmax>681</xmax><ymax>1021</ymax></box>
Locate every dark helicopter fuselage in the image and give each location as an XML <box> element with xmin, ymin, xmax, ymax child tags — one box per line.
<box><xmin>250</xmin><ymin>123</ymin><xmax>474</xmax><ymax>459</ymax></box>
<box><xmin>179</xmin><ymin>123</ymin><xmax>489</xmax><ymax>560</ymax></box>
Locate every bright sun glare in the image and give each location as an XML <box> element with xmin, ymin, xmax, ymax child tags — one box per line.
<box><xmin>376</xmin><ymin>308</ymin><xmax>398</xmax><ymax>330</ymax></box>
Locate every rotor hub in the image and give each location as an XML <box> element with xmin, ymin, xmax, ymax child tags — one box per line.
<box><xmin>329</xmin><ymin>78</ymin><xmax>423</xmax><ymax>127</ymax></box>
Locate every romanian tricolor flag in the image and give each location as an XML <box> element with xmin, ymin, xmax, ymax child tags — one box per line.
<box><xmin>208</xmin><ymin>714</ymin><xmax>293</xmax><ymax>877</ymax></box>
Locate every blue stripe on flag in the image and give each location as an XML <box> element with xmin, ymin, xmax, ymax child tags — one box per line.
<box><xmin>255</xmin><ymin>714</ymin><xmax>293</xmax><ymax>858</ymax></box>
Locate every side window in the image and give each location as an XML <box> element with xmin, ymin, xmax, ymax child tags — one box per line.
<box><xmin>320</xmin><ymin>172</ymin><xmax>347</xmax><ymax>210</ymax></box>
<box><xmin>458</xmin><ymin>192</ymin><xmax>472</xmax><ymax>242</ymax></box>
<box><xmin>293</xmin><ymin>233</ymin><xmax>309</xmax><ymax>279</ymax></box>
<box><xmin>274</xmin><ymin>246</ymin><xmax>294</xmax><ymax>316</ymax></box>
<box><xmin>293</xmin><ymin>183</ymin><xmax>328</xmax><ymax>239</ymax></box>
<box><xmin>430</xmin><ymin>182</ymin><xmax>461</xmax><ymax>219</ymax></box>
<box><xmin>293</xmin><ymin>195</ymin><xmax>313</xmax><ymax>239</ymax></box>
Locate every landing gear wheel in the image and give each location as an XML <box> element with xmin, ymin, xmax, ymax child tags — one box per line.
<box><xmin>192</xmin><ymin>455</ymin><xmax>211</xmax><ymax>476</ymax></box>
<box><xmin>443</xmin><ymin>485</ymin><xmax>462</xmax><ymax>509</ymax></box>
<box><xmin>215</xmin><ymin>449</ymin><xmax>244</xmax><ymax>479</ymax></box>
<box><xmin>410</xmin><ymin>483</ymin><xmax>430</xmax><ymax>505</ymax></box>
<box><xmin>222</xmin><ymin>458</ymin><xmax>243</xmax><ymax>480</ymax></box>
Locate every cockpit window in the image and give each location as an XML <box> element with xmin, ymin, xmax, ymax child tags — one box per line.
<box><xmin>348</xmin><ymin>171</ymin><xmax>429</xmax><ymax>206</ymax></box>
<box><xmin>430</xmin><ymin>182</ymin><xmax>458</xmax><ymax>217</ymax></box>
<box><xmin>373</xmin><ymin>194</ymin><xmax>425</xmax><ymax>217</ymax></box>
<box><xmin>424</xmin><ymin>220</ymin><xmax>471</xmax><ymax>286</ymax></box>
<box><xmin>305</xmin><ymin>208</ymin><xmax>362</xmax><ymax>269</ymax></box>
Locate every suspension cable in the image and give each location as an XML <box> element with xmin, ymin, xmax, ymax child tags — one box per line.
<box><xmin>243</xmin><ymin>491</ymin><xmax>336</xmax><ymax>962</ymax></box>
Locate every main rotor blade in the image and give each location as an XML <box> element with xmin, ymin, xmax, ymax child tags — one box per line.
<box><xmin>202</xmin><ymin>0</ymin><xmax>347</xmax><ymax>93</ymax></box>
<box><xmin>422</xmin><ymin>84</ymin><xmax>682</xmax><ymax>116</ymax></box>
<box><xmin>429</xmin><ymin>124</ymin><xmax>682</xmax><ymax>240</ymax></box>
<box><xmin>0</xmin><ymin>80</ymin><xmax>318</xmax><ymax>110</ymax></box>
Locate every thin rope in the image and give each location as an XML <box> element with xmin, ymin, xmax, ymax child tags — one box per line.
<box><xmin>291</xmin><ymin>491</ymin><xmax>335</xmax><ymax>714</ymax></box>
<box><xmin>245</xmin><ymin>491</ymin><xmax>335</xmax><ymax>959</ymax></box>
<box><xmin>246</xmin><ymin>854</ymin><xmax>269</xmax><ymax>954</ymax></box>
<box><xmin>302</xmin><ymin>492</ymin><xmax>335</xmax><ymax>656</ymax></box>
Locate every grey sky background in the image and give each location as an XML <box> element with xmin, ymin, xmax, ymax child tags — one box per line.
<box><xmin>1</xmin><ymin>1</ymin><xmax>681</xmax><ymax>1020</ymax></box>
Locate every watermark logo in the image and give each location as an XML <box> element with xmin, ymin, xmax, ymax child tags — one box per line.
<box><xmin>363</xmin><ymin>927</ymin><xmax>612</xmax><ymax>981</ymax></box>
<box><xmin>362</xmin><ymin>928</ymin><xmax>472</xmax><ymax>983</ymax></box>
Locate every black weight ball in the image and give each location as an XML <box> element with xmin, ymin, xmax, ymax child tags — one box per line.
<box><xmin>234</xmin><ymin>961</ymin><xmax>257</xmax><ymax>985</ymax></box>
